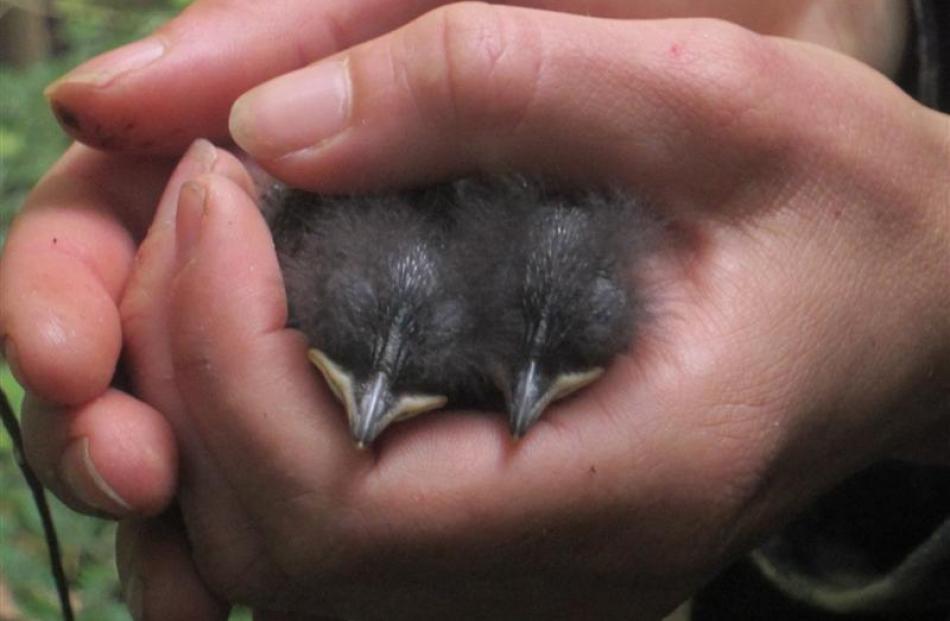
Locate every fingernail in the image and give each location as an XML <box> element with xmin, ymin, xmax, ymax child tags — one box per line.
<box><xmin>188</xmin><ymin>138</ymin><xmax>218</xmax><ymax>172</ymax></box>
<box><xmin>150</xmin><ymin>140</ymin><xmax>217</xmax><ymax>231</ymax></box>
<box><xmin>45</xmin><ymin>37</ymin><xmax>166</xmax><ymax>96</ymax></box>
<box><xmin>124</xmin><ymin>573</ymin><xmax>145</xmax><ymax>621</ymax></box>
<box><xmin>176</xmin><ymin>180</ymin><xmax>208</xmax><ymax>262</ymax></box>
<box><xmin>59</xmin><ymin>437</ymin><xmax>132</xmax><ymax>515</ymax></box>
<box><xmin>230</xmin><ymin>58</ymin><xmax>352</xmax><ymax>158</ymax></box>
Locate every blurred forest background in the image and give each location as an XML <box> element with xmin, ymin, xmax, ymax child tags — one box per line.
<box><xmin>0</xmin><ymin>1</ymin><xmax>248</xmax><ymax>618</ymax></box>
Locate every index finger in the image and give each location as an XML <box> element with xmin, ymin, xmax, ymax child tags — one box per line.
<box><xmin>44</xmin><ymin>0</ymin><xmax>450</xmax><ymax>153</ymax></box>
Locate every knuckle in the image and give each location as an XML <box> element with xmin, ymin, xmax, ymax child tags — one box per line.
<box><xmin>400</xmin><ymin>2</ymin><xmax>543</xmax><ymax>133</ymax></box>
<box><xmin>688</xmin><ymin>23</ymin><xmax>774</xmax><ymax>109</ymax></box>
<box><xmin>672</xmin><ymin>20</ymin><xmax>791</xmax><ymax>149</ymax></box>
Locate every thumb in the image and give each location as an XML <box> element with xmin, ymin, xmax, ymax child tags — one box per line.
<box><xmin>228</xmin><ymin>4</ymin><xmax>799</xmax><ymax>203</ymax></box>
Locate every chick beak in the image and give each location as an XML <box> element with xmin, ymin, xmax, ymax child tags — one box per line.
<box><xmin>508</xmin><ymin>361</ymin><xmax>605</xmax><ymax>439</ymax></box>
<box><xmin>509</xmin><ymin>361</ymin><xmax>549</xmax><ymax>439</ymax></box>
<box><xmin>307</xmin><ymin>347</ymin><xmax>390</xmax><ymax>447</ymax></box>
<box><xmin>307</xmin><ymin>349</ymin><xmax>447</xmax><ymax>448</ymax></box>
<box><xmin>352</xmin><ymin>375</ymin><xmax>448</xmax><ymax>448</ymax></box>
<box><xmin>351</xmin><ymin>372</ymin><xmax>394</xmax><ymax>448</ymax></box>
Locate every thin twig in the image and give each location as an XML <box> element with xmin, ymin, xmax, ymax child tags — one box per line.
<box><xmin>0</xmin><ymin>386</ymin><xmax>74</xmax><ymax>621</ymax></box>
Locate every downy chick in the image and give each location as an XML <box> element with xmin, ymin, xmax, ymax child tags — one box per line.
<box><xmin>269</xmin><ymin>187</ymin><xmax>476</xmax><ymax>447</ymax></box>
<box><xmin>460</xmin><ymin>179</ymin><xmax>657</xmax><ymax>438</ymax></box>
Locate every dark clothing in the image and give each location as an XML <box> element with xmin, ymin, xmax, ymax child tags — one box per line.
<box><xmin>693</xmin><ymin>463</ymin><xmax>950</xmax><ymax>620</ymax></box>
<box><xmin>912</xmin><ymin>0</ymin><xmax>950</xmax><ymax>109</ymax></box>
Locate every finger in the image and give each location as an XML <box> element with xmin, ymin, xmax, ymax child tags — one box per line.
<box><xmin>117</xmin><ymin>515</ymin><xmax>229</xmax><ymax>621</ymax></box>
<box><xmin>42</xmin><ymin>0</ymin><xmax>907</xmax><ymax>155</ymax></box>
<box><xmin>21</xmin><ymin>389</ymin><xmax>177</xmax><ymax>517</ymax></box>
<box><xmin>229</xmin><ymin>5</ymin><xmax>789</xmax><ymax>198</ymax></box>
<box><xmin>229</xmin><ymin>5</ymin><xmax>901</xmax><ymax>203</ymax></box>
<box><xmin>118</xmin><ymin>144</ymin><xmax>275</xmax><ymax>605</ymax></box>
<box><xmin>121</xmin><ymin>140</ymin><xmax>253</xmax><ymax>413</ymax></box>
<box><xmin>0</xmin><ymin>144</ymin><xmax>175</xmax><ymax>405</ymax></box>
<box><xmin>42</xmin><ymin>0</ymin><xmax>726</xmax><ymax>154</ymax></box>
<box><xmin>168</xmin><ymin>172</ymin><xmax>364</xmax><ymax>523</ymax></box>
<box><xmin>13</xmin><ymin>142</ymin><xmax>246</xmax><ymax>517</ymax></box>
<box><xmin>43</xmin><ymin>0</ymin><xmax>455</xmax><ymax>153</ymax></box>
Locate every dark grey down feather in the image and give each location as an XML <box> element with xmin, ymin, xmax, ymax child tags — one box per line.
<box><xmin>265</xmin><ymin>176</ymin><xmax>657</xmax><ymax>445</ymax></box>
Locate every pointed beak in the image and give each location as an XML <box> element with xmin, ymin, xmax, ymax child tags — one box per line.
<box><xmin>352</xmin><ymin>372</ymin><xmax>394</xmax><ymax>448</ymax></box>
<box><xmin>351</xmin><ymin>375</ymin><xmax>449</xmax><ymax>448</ymax></box>
<box><xmin>508</xmin><ymin>361</ymin><xmax>605</xmax><ymax>439</ymax></box>
<box><xmin>307</xmin><ymin>348</ymin><xmax>394</xmax><ymax>447</ymax></box>
<box><xmin>509</xmin><ymin>360</ymin><xmax>551</xmax><ymax>439</ymax></box>
<box><xmin>307</xmin><ymin>348</ymin><xmax>448</xmax><ymax>448</ymax></box>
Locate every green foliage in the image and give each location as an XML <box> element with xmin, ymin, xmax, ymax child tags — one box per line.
<box><xmin>0</xmin><ymin>59</ymin><xmax>70</xmax><ymax>245</ymax></box>
<box><xmin>0</xmin><ymin>0</ymin><xmax>194</xmax><ymax>244</ymax></box>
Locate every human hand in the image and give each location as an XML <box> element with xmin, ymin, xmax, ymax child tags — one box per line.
<box><xmin>111</xmin><ymin>6</ymin><xmax>950</xmax><ymax>620</ymax></box>
<box><xmin>0</xmin><ymin>0</ymin><xmax>727</xmax><ymax>517</ymax></box>
<box><xmin>4</xmin><ymin>0</ymin><xmax>912</xmax><ymax>524</ymax></box>
<box><xmin>2</xmin><ymin>0</ymin><xmax>936</xmax><ymax>618</ymax></box>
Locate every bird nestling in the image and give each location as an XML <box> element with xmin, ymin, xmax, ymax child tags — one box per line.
<box><xmin>268</xmin><ymin>187</ymin><xmax>479</xmax><ymax>447</ymax></box>
<box><xmin>265</xmin><ymin>177</ymin><xmax>657</xmax><ymax>446</ymax></box>
<box><xmin>451</xmin><ymin>178</ymin><xmax>656</xmax><ymax>438</ymax></box>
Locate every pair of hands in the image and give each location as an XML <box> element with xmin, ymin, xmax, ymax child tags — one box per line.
<box><xmin>2</xmin><ymin>1</ymin><xmax>950</xmax><ymax>619</ymax></box>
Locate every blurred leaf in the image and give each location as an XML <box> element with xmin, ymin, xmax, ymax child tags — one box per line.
<box><xmin>232</xmin><ymin>606</ymin><xmax>254</xmax><ymax>621</ymax></box>
<box><xmin>0</xmin><ymin>125</ymin><xmax>25</xmax><ymax>159</ymax></box>
<box><xmin>0</xmin><ymin>365</ymin><xmax>24</xmax><ymax>451</ymax></box>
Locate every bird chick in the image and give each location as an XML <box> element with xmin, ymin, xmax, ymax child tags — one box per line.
<box><xmin>266</xmin><ymin>177</ymin><xmax>656</xmax><ymax>445</ymax></box>
<box><xmin>269</xmin><ymin>187</ymin><xmax>475</xmax><ymax>447</ymax></box>
<box><xmin>459</xmin><ymin>179</ymin><xmax>656</xmax><ymax>438</ymax></box>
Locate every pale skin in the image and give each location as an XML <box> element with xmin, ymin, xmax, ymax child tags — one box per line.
<box><xmin>1</xmin><ymin>1</ymin><xmax>949</xmax><ymax>619</ymax></box>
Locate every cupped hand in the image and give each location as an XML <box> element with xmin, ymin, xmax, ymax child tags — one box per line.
<box><xmin>5</xmin><ymin>0</ymin><xmax>780</xmax><ymax>518</ymax></box>
<box><xmin>4</xmin><ymin>0</ymin><xmax>911</xmax><ymax>524</ymax></box>
<box><xmin>114</xmin><ymin>6</ymin><xmax>950</xmax><ymax>620</ymax></box>
<box><xmin>2</xmin><ymin>0</ymin><xmax>939</xmax><ymax>618</ymax></box>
